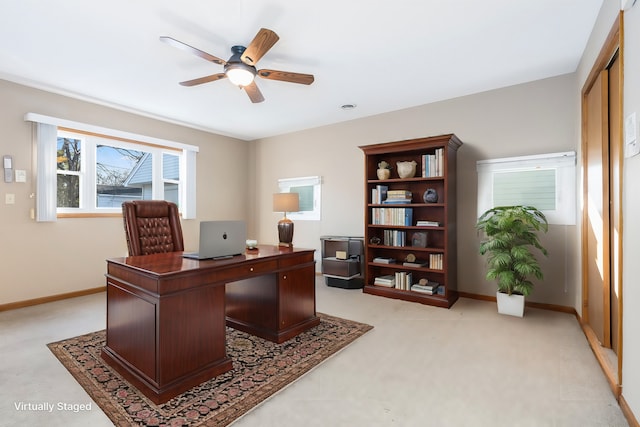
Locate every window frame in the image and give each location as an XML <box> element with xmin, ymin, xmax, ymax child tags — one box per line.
<box><xmin>476</xmin><ymin>151</ymin><xmax>576</xmax><ymax>225</ymax></box>
<box><xmin>56</xmin><ymin>129</ymin><xmax>183</xmax><ymax>215</ymax></box>
<box><xmin>278</xmin><ymin>176</ymin><xmax>322</xmax><ymax>221</ymax></box>
<box><xmin>26</xmin><ymin>112</ymin><xmax>199</xmax><ymax>220</ymax></box>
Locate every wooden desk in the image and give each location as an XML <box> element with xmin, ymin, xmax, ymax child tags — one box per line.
<box><xmin>101</xmin><ymin>245</ymin><xmax>319</xmax><ymax>404</ymax></box>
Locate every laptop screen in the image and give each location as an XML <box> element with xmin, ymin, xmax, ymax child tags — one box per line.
<box><xmin>183</xmin><ymin>220</ymin><xmax>246</xmax><ymax>260</ymax></box>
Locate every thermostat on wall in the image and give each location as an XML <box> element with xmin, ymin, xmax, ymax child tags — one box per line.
<box><xmin>625</xmin><ymin>112</ymin><xmax>639</xmax><ymax>158</ymax></box>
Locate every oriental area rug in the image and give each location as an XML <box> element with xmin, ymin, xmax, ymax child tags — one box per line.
<box><xmin>48</xmin><ymin>313</ymin><xmax>373</xmax><ymax>426</ymax></box>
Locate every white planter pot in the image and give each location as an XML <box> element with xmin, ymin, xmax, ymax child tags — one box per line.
<box><xmin>496</xmin><ymin>291</ymin><xmax>524</xmax><ymax>317</ymax></box>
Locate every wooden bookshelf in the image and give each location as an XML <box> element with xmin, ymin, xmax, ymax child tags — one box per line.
<box><xmin>359</xmin><ymin>134</ymin><xmax>462</xmax><ymax>308</ymax></box>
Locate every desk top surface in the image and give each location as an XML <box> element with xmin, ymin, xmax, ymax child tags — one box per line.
<box><xmin>107</xmin><ymin>245</ymin><xmax>314</xmax><ymax>275</ymax></box>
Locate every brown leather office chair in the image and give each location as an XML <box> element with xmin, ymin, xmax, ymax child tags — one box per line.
<box><xmin>122</xmin><ymin>200</ymin><xmax>184</xmax><ymax>256</ymax></box>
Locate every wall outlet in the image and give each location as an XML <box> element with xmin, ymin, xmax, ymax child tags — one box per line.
<box><xmin>5</xmin><ymin>193</ymin><xmax>15</xmax><ymax>204</ymax></box>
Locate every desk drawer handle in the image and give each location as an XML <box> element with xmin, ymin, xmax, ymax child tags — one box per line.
<box><xmin>250</xmin><ymin>267</ymin><xmax>254</xmax><ymax>272</ymax></box>
<box><xmin>283</xmin><ymin>275</ymin><xmax>287</xmax><ymax>280</ymax></box>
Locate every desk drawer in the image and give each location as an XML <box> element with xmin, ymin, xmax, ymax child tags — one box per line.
<box><xmin>279</xmin><ymin>251</ymin><xmax>314</xmax><ymax>268</ymax></box>
<box><xmin>216</xmin><ymin>259</ymin><xmax>278</xmax><ymax>281</ymax></box>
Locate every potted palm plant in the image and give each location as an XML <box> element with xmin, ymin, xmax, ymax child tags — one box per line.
<box><xmin>476</xmin><ymin>205</ymin><xmax>548</xmax><ymax>317</ymax></box>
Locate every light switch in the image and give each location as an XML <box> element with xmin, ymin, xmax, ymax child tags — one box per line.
<box><xmin>5</xmin><ymin>193</ymin><xmax>15</xmax><ymax>204</ymax></box>
<box><xmin>15</xmin><ymin>170</ymin><xmax>26</xmax><ymax>183</ymax></box>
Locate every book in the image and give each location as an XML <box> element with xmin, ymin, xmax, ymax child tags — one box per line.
<box><xmin>382</xmin><ymin>198</ymin><xmax>412</xmax><ymax>204</ymax></box>
<box><xmin>410</xmin><ymin>285</ymin><xmax>435</xmax><ymax>294</ymax></box>
<box><xmin>386</xmin><ymin>190</ymin><xmax>412</xmax><ymax>199</ymax></box>
<box><xmin>373</xmin><ymin>257</ymin><xmax>396</xmax><ymax>264</ymax></box>
<box><xmin>394</xmin><ymin>271</ymin><xmax>413</xmax><ymax>290</ymax></box>
<box><xmin>383</xmin><ymin>230</ymin><xmax>406</xmax><ymax>247</ymax></box>
<box><xmin>371</xmin><ymin>207</ymin><xmax>413</xmax><ymax>226</ymax></box>
<box><xmin>371</xmin><ymin>185</ymin><xmax>389</xmax><ymax>204</ymax></box>
<box><xmin>416</xmin><ymin>220</ymin><xmax>441</xmax><ymax>227</ymax></box>
<box><xmin>413</xmin><ymin>280</ymin><xmax>440</xmax><ymax>291</ymax></box>
<box><xmin>421</xmin><ymin>148</ymin><xmax>444</xmax><ymax>177</ymax></box>
<box><xmin>429</xmin><ymin>253</ymin><xmax>443</xmax><ymax>270</ymax></box>
<box><xmin>402</xmin><ymin>260</ymin><xmax>428</xmax><ymax>268</ymax></box>
<box><xmin>374</xmin><ymin>275</ymin><xmax>396</xmax><ymax>287</ymax></box>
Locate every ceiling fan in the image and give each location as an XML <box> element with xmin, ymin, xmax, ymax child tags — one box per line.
<box><xmin>160</xmin><ymin>28</ymin><xmax>314</xmax><ymax>103</ymax></box>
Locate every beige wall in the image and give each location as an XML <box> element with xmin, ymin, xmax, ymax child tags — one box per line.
<box><xmin>621</xmin><ymin>3</ymin><xmax>640</xmax><ymax>420</ymax></box>
<box><xmin>253</xmin><ymin>73</ymin><xmax>579</xmax><ymax>307</ymax></box>
<box><xmin>0</xmin><ymin>79</ymin><xmax>249</xmax><ymax>305</ymax></box>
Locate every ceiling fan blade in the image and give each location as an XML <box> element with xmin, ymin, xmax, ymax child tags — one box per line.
<box><xmin>243</xmin><ymin>81</ymin><xmax>265</xmax><ymax>103</ymax></box>
<box><xmin>179</xmin><ymin>73</ymin><xmax>227</xmax><ymax>87</ymax></box>
<box><xmin>257</xmin><ymin>69</ymin><xmax>314</xmax><ymax>85</ymax></box>
<box><xmin>241</xmin><ymin>28</ymin><xmax>279</xmax><ymax>66</ymax></box>
<box><xmin>160</xmin><ymin>36</ymin><xmax>226</xmax><ymax>65</ymax></box>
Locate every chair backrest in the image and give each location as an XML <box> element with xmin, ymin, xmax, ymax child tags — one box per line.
<box><xmin>122</xmin><ymin>200</ymin><xmax>184</xmax><ymax>256</ymax></box>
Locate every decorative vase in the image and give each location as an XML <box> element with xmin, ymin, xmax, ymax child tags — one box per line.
<box><xmin>423</xmin><ymin>188</ymin><xmax>438</xmax><ymax>203</ymax></box>
<box><xmin>377</xmin><ymin>168</ymin><xmax>390</xmax><ymax>180</ymax></box>
<box><xmin>496</xmin><ymin>291</ymin><xmax>525</xmax><ymax>317</ymax></box>
<box><xmin>396</xmin><ymin>161</ymin><xmax>417</xmax><ymax>178</ymax></box>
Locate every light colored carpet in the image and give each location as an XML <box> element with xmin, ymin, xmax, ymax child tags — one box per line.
<box><xmin>0</xmin><ymin>278</ymin><xmax>628</xmax><ymax>426</ymax></box>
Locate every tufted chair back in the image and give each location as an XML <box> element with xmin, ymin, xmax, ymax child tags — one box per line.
<box><xmin>122</xmin><ymin>200</ymin><xmax>185</xmax><ymax>256</ymax></box>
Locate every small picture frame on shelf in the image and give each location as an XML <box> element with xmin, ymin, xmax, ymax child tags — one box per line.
<box><xmin>412</xmin><ymin>232</ymin><xmax>427</xmax><ymax>248</ymax></box>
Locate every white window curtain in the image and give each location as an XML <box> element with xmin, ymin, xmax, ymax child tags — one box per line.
<box><xmin>181</xmin><ymin>148</ymin><xmax>197</xmax><ymax>219</ymax></box>
<box><xmin>34</xmin><ymin>122</ymin><xmax>57</xmax><ymax>222</ymax></box>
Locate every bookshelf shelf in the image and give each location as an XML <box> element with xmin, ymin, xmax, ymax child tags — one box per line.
<box><xmin>359</xmin><ymin>134</ymin><xmax>462</xmax><ymax>308</ymax></box>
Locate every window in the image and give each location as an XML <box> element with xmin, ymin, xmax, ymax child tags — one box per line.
<box><xmin>26</xmin><ymin>113</ymin><xmax>198</xmax><ymax>221</ymax></box>
<box><xmin>56</xmin><ymin>129</ymin><xmax>180</xmax><ymax>215</ymax></box>
<box><xmin>477</xmin><ymin>151</ymin><xmax>576</xmax><ymax>225</ymax></box>
<box><xmin>278</xmin><ymin>176</ymin><xmax>322</xmax><ymax>220</ymax></box>
<box><xmin>56</xmin><ymin>135</ymin><xmax>82</xmax><ymax>208</ymax></box>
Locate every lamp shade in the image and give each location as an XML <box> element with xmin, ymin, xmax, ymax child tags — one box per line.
<box><xmin>273</xmin><ymin>193</ymin><xmax>299</xmax><ymax>213</ymax></box>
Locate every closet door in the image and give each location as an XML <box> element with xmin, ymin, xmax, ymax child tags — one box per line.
<box><xmin>608</xmin><ymin>54</ymin><xmax>621</xmax><ymax>354</ymax></box>
<box><xmin>583</xmin><ymin>69</ymin><xmax>610</xmax><ymax>347</ymax></box>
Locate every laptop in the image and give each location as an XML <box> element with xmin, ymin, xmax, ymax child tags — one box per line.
<box><xmin>182</xmin><ymin>220</ymin><xmax>246</xmax><ymax>260</ymax></box>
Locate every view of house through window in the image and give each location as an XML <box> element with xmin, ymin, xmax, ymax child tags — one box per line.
<box><xmin>56</xmin><ymin>129</ymin><xmax>182</xmax><ymax>213</ymax></box>
<box><xmin>96</xmin><ymin>144</ymin><xmax>147</xmax><ymax>207</ymax></box>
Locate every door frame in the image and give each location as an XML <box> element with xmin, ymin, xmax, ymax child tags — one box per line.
<box><xmin>580</xmin><ymin>13</ymin><xmax>624</xmax><ymax>397</ymax></box>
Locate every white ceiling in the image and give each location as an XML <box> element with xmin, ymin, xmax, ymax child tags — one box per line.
<box><xmin>0</xmin><ymin>0</ymin><xmax>604</xmax><ymax>141</ymax></box>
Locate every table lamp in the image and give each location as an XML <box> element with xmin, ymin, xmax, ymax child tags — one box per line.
<box><xmin>273</xmin><ymin>193</ymin><xmax>299</xmax><ymax>247</ymax></box>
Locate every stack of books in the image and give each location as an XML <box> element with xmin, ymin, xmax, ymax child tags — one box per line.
<box><xmin>422</xmin><ymin>148</ymin><xmax>444</xmax><ymax>177</ymax></box>
<box><xmin>373</xmin><ymin>256</ymin><xmax>396</xmax><ymax>264</ymax></box>
<box><xmin>416</xmin><ymin>220</ymin><xmax>441</xmax><ymax>227</ymax></box>
<box><xmin>410</xmin><ymin>280</ymin><xmax>440</xmax><ymax>295</ymax></box>
<box><xmin>403</xmin><ymin>259</ymin><xmax>428</xmax><ymax>268</ymax></box>
<box><xmin>371</xmin><ymin>207</ymin><xmax>413</xmax><ymax>226</ymax></box>
<box><xmin>383</xmin><ymin>229</ymin><xmax>406</xmax><ymax>247</ymax></box>
<box><xmin>383</xmin><ymin>190</ymin><xmax>412</xmax><ymax>204</ymax></box>
<box><xmin>371</xmin><ymin>185</ymin><xmax>388</xmax><ymax>204</ymax></box>
<box><xmin>394</xmin><ymin>271</ymin><xmax>413</xmax><ymax>290</ymax></box>
<box><xmin>374</xmin><ymin>275</ymin><xmax>395</xmax><ymax>287</ymax></box>
<box><xmin>429</xmin><ymin>253</ymin><xmax>443</xmax><ymax>270</ymax></box>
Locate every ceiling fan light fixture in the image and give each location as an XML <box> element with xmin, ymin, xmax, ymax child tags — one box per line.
<box><xmin>226</xmin><ymin>64</ymin><xmax>256</xmax><ymax>87</ymax></box>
